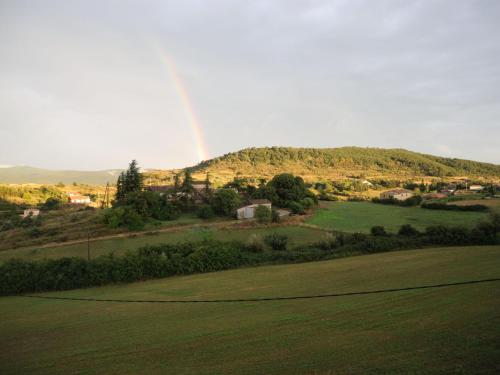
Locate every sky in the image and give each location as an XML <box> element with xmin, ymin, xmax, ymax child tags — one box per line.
<box><xmin>0</xmin><ymin>0</ymin><xmax>499</xmax><ymax>170</ymax></box>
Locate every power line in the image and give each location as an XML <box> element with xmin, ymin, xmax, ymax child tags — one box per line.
<box><xmin>17</xmin><ymin>277</ymin><xmax>500</xmax><ymax>304</ymax></box>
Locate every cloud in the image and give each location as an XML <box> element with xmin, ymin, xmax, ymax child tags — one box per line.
<box><xmin>0</xmin><ymin>0</ymin><xmax>499</xmax><ymax>169</ymax></box>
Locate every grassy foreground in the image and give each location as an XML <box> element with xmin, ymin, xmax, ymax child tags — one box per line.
<box><xmin>1</xmin><ymin>245</ymin><xmax>499</xmax><ymax>374</ymax></box>
<box><xmin>308</xmin><ymin>201</ymin><xmax>488</xmax><ymax>233</ymax></box>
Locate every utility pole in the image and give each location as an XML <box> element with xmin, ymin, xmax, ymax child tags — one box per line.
<box><xmin>87</xmin><ymin>228</ymin><xmax>90</xmax><ymax>261</ymax></box>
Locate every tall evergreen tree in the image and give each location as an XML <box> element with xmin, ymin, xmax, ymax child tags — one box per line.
<box><xmin>180</xmin><ymin>169</ymin><xmax>195</xmax><ymax>208</ymax></box>
<box><xmin>125</xmin><ymin>160</ymin><xmax>143</xmax><ymax>194</ymax></box>
<box><xmin>181</xmin><ymin>169</ymin><xmax>194</xmax><ymax>194</ymax></box>
<box><xmin>115</xmin><ymin>160</ymin><xmax>143</xmax><ymax>204</ymax></box>
<box><xmin>115</xmin><ymin>172</ymin><xmax>126</xmax><ymax>202</ymax></box>
<box><xmin>204</xmin><ymin>173</ymin><xmax>211</xmax><ymax>194</ymax></box>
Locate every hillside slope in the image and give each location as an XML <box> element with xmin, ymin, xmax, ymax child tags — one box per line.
<box><xmin>0</xmin><ymin>166</ymin><xmax>122</xmax><ymax>185</ymax></box>
<box><xmin>184</xmin><ymin>147</ymin><xmax>500</xmax><ymax>184</ymax></box>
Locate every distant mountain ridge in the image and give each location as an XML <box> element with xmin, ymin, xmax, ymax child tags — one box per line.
<box><xmin>183</xmin><ymin>147</ymin><xmax>500</xmax><ymax>184</ymax></box>
<box><xmin>0</xmin><ymin>166</ymin><xmax>122</xmax><ymax>185</ymax></box>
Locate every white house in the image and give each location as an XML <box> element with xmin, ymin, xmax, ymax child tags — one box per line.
<box><xmin>22</xmin><ymin>208</ymin><xmax>40</xmax><ymax>218</ymax></box>
<box><xmin>380</xmin><ymin>189</ymin><xmax>414</xmax><ymax>201</ymax></box>
<box><xmin>68</xmin><ymin>195</ymin><xmax>91</xmax><ymax>204</ymax></box>
<box><xmin>237</xmin><ymin>199</ymin><xmax>272</xmax><ymax>220</ymax></box>
<box><xmin>469</xmin><ymin>185</ymin><xmax>484</xmax><ymax>192</ymax></box>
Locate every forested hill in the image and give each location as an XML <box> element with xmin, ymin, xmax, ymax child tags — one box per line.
<box><xmin>186</xmin><ymin>147</ymin><xmax>500</xmax><ymax>183</ymax></box>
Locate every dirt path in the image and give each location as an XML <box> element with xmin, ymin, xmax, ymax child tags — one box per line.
<box><xmin>5</xmin><ymin>215</ymin><xmax>318</xmax><ymax>253</ymax></box>
<box><xmin>7</xmin><ymin>220</ymin><xmax>236</xmax><ymax>252</ymax></box>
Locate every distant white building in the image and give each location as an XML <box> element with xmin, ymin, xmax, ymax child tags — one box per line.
<box><xmin>237</xmin><ymin>199</ymin><xmax>272</xmax><ymax>220</ymax></box>
<box><xmin>469</xmin><ymin>185</ymin><xmax>484</xmax><ymax>192</ymax></box>
<box><xmin>68</xmin><ymin>195</ymin><xmax>91</xmax><ymax>204</ymax></box>
<box><xmin>22</xmin><ymin>208</ymin><xmax>40</xmax><ymax>218</ymax></box>
<box><xmin>380</xmin><ymin>189</ymin><xmax>414</xmax><ymax>201</ymax></box>
<box><xmin>361</xmin><ymin>180</ymin><xmax>373</xmax><ymax>187</ymax></box>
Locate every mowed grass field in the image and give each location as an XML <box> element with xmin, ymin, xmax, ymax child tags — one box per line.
<box><xmin>307</xmin><ymin>201</ymin><xmax>489</xmax><ymax>233</ymax></box>
<box><xmin>0</xmin><ymin>225</ymin><xmax>324</xmax><ymax>262</ymax></box>
<box><xmin>1</xmin><ymin>245</ymin><xmax>499</xmax><ymax>374</ymax></box>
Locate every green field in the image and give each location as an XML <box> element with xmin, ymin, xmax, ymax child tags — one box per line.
<box><xmin>1</xmin><ymin>245</ymin><xmax>499</xmax><ymax>374</ymax></box>
<box><xmin>307</xmin><ymin>201</ymin><xmax>489</xmax><ymax>233</ymax></box>
<box><xmin>0</xmin><ymin>225</ymin><xmax>325</xmax><ymax>262</ymax></box>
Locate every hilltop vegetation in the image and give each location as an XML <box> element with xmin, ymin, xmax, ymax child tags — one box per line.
<box><xmin>150</xmin><ymin>147</ymin><xmax>500</xmax><ymax>185</ymax></box>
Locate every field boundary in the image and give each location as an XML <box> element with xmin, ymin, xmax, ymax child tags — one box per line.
<box><xmin>15</xmin><ymin>277</ymin><xmax>500</xmax><ymax>303</ymax></box>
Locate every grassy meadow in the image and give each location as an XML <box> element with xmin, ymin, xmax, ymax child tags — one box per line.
<box><xmin>1</xmin><ymin>245</ymin><xmax>499</xmax><ymax>374</ymax></box>
<box><xmin>307</xmin><ymin>201</ymin><xmax>489</xmax><ymax>233</ymax></box>
<box><xmin>0</xmin><ymin>225</ymin><xmax>324</xmax><ymax>262</ymax></box>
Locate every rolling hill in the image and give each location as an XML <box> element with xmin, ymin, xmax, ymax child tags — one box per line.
<box><xmin>2</xmin><ymin>147</ymin><xmax>499</xmax><ymax>186</ymax></box>
<box><xmin>0</xmin><ymin>166</ymin><xmax>122</xmax><ymax>185</ymax></box>
<box><xmin>147</xmin><ymin>147</ymin><xmax>500</xmax><ymax>185</ymax></box>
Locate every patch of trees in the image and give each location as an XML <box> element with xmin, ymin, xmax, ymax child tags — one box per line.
<box><xmin>371</xmin><ymin>195</ymin><xmax>423</xmax><ymax>207</ymax></box>
<box><xmin>104</xmin><ymin>160</ymin><xmax>181</xmax><ymax>230</ymax></box>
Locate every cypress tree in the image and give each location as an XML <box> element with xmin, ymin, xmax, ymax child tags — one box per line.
<box><xmin>181</xmin><ymin>169</ymin><xmax>194</xmax><ymax>194</ymax></box>
<box><xmin>115</xmin><ymin>172</ymin><xmax>126</xmax><ymax>202</ymax></box>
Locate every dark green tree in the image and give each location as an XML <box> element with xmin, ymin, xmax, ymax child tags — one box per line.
<box><xmin>124</xmin><ymin>160</ymin><xmax>143</xmax><ymax>194</ymax></box>
<box><xmin>267</xmin><ymin>173</ymin><xmax>308</xmax><ymax>207</ymax></box>
<box><xmin>210</xmin><ymin>189</ymin><xmax>241</xmax><ymax>216</ymax></box>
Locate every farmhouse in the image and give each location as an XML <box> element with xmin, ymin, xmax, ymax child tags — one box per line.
<box><xmin>22</xmin><ymin>208</ymin><xmax>40</xmax><ymax>218</ymax></box>
<box><xmin>469</xmin><ymin>185</ymin><xmax>484</xmax><ymax>191</ymax></box>
<box><xmin>237</xmin><ymin>199</ymin><xmax>272</xmax><ymax>220</ymax></box>
<box><xmin>380</xmin><ymin>189</ymin><xmax>414</xmax><ymax>201</ymax></box>
<box><xmin>68</xmin><ymin>195</ymin><xmax>91</xmax><ymax>204</ymax></box>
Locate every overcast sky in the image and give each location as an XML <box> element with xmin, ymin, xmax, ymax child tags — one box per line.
<box><xmin>1</xmin><ymin>0</ymin><xmax>499</xmax><ymax>170</ymax></box>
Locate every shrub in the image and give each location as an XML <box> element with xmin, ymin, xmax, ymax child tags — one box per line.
<box><xmin>102</xmin><ymin>206</ymin><xmax>144</xmax><ymax>231</ymax></box>
<box><xmin>197</xmin><ymin>205</ymin><xmax>215</xmax><ymax>219</ymax></box>
<box><xmin>288</xmin><ymin>201</ymin><xmax>305</xmax><ymax>215</ymax></box>
<box><xmin>401</xmin><ymin>195</ymin><xmax>422</xmax><ymax>206</ymax></box>
<box><xmin>44</xmin><ymin>197</ymin><xmax>62</xmax><ymax>210</ymax></box>
<box><xmin>245</xmin><ymin>234</ymin><xmax>264</xmax><ymax>252</ymax></box>
<box><xmin>264</xmin><ymin>233</ymin><xmax>288</xmax><ymax>250</ymax></box>
<box><xmin>370</xmin><ymin>226</ymin><xmax>388</xmax><ymax>236</ymax></box>
<box><xmin>301</xmin><ymin>197</ymin><xmax>315</xmax><ymax>209</ymax></box>
<box><xmin>255</xmin><ymin>205</ymin><xmax>272</xmax><ymax>224</ymax></box>
<box><xmin>398</xmin><ymin>224</ymin><xmax>420</xmax><ymax>237</ymax></box>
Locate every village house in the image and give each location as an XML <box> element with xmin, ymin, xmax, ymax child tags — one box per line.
<box><xmin>68</xmin><ymin>194</ymin><xmax>91</xmax><ymax>204</ymax></box>
<box><xmin>237</xmin><ymin>199</ymin><xmax>272</xmax><ymax>220</ymax></box>
<box><xmin>21</xmin><ymin>208</ymin><xmax>40</xmax><ymax>218</ymax></box>
<box><xmin>380</xmin><ymin>189</ymin><xmax>414</xmax><ymax>201</ymax></box>
<box><xmin>469</xmin><ymin>185</ymin><xmax>484</xmax><ymax>192</ymax></box>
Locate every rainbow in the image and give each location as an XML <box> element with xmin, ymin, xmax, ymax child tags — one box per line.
<box><xmin>153</xmin><ymin>45</ymin><xmax>209</xmax><ymax>162</ymax></box>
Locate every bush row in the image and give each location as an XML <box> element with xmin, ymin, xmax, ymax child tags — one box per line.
<box><xmin>421</xmin><ymin>202</ymin><xmax>489</xmax><ymax>211</ymax></box>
